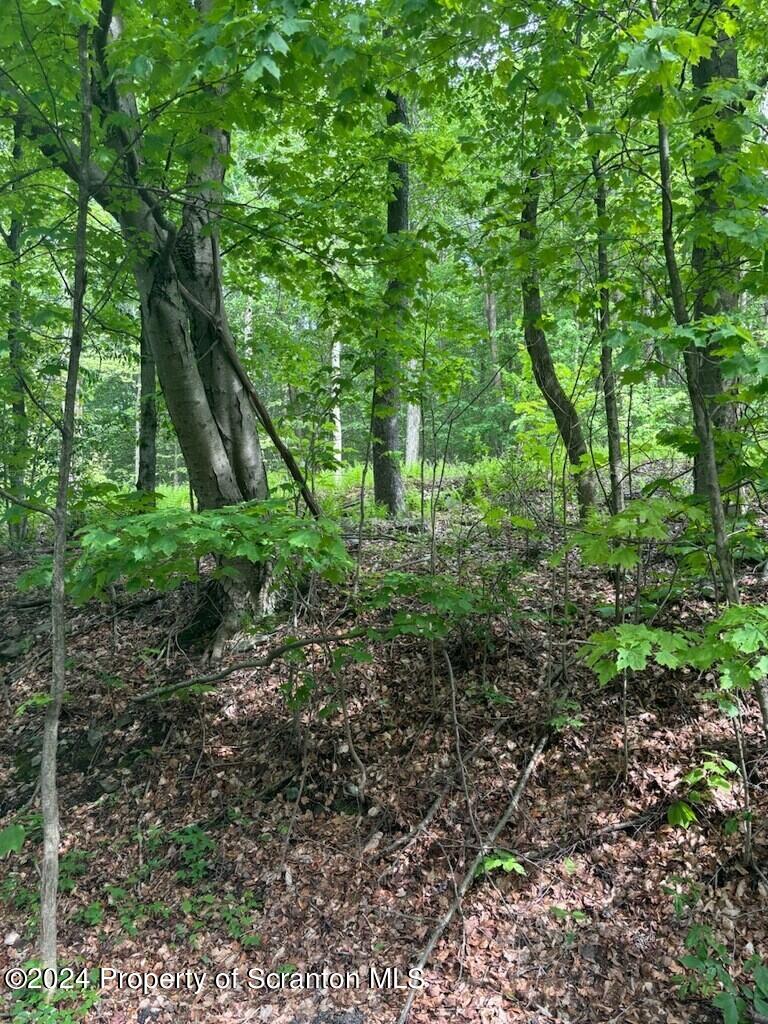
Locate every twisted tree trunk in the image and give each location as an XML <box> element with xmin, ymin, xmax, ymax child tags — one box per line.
<box><xmin>519</xmin><ymin>167</ymin><xmax>594</xmax><ymax>519</ymax></box>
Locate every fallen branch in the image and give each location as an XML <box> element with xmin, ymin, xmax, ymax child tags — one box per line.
<box><xmin>379</xmin><ymin>716</ymin><xmax>509</xmax><ymax>859</ymax></box>
<box><xmin>493</xmin><ymin>803</ymin><xmax>665</xmax><ymax>868</ymax></box>
<box><xmin>132</xmin><ymin>628</ymin><xmax>369</xmax><ymax>703</ymax></box>
<box><xmin>397</xmin><ymin>733</ymin><xmax>548</xmax><ymax>1024</ymax></box>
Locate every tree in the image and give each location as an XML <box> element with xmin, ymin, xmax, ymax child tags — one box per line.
<box><xmin>0</xmin><ymin>0</ymin><xmax>325</xmax><ymax>624</ymax></box>
<box><xmin>591</xmin><ymin>132</ymin><xmax>624</xmax><ymax>516</ymax></box>
<box><xmin>519</xmin><ymin>165</ymin><xmax>595</xmax><ymax>519</ymax></box>
<box><xmin>39</xmin><ymin>19</ymin><xmax>90</xmax><ymax>974</ymax></box>
<box><xmin>1</xmin><ymin>117</ymin><xmax>27</xmax><ymax>544</ymax></box>
<box><xmin>690</xmin><ymin>21</ymin><xmax>741</xmax><ymax>496</ymax></box>
<box><xmin>372</xmin><ymin>89</ymin><xmax>408</xmax><ymax>517</ymax></box>
<box><xmin>135</xmin><ymin>312</ymin><xmax>157</xmax><ymax>494</ymax></box>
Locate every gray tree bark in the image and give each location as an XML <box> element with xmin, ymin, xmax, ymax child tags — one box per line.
<box><xmin>3</xmin><ymin>117</ymin><xmax>27</xmax><ymax>544</ymax></box>
<box><xmin>372</xmin><ymin>90</ymin><xmax>407</xmax><ymax>518</ymax></box>
<box><xmin>135</xmin><ymin>313</ymin><xmax>157</xmax><ymax>494</ymax></box>
<box><xmin>404</xmin><ymin>370</ymin><xmax>421</xmax><ymax>469</ymax></box>
<box><xmin>520</xmin><ymin>167</ymin><xmax>595</xmax><ymax>519</ymax></box>
<box><xmin>175</xmin><ymin>123</ymin><xmax>268</xmax><ymax>504</ymax></box>
<box><xmin>691</xmin><ymin>27</ymin><xmax>740</xmax><ymax>496</ymax></box>
<box><xmin>331</xmin><ymin>339</ymin><xmax>343</xmax><ymax>474</ymax></box>
<box><xmin>40</xmin><ymin>22</ymin><xmax>90</xmax><ymax>976</ymax></box>
<box><xmin>482</xmin><ymin>280</ymin><xmax>503</xmax><ymax>393</ymax></box>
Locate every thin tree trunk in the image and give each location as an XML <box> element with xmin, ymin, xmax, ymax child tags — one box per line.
<box><xmin>519</xmin><ymin>167</ymin><xmax>594</xmax><ymax>519</ymax></box>
<box><xmin>405</xmin><ymin>373</ymin><xmax>421</xmax><ymax>469</ymax></box>
<box><xmin>331</xmin><ymin>339</ymin><xmax>343</xmax><ymax>474</ymax></box>
<box><xmin>482</xmin><ymin>279</ymin><xmax>503</xmax><ymax>393</ymax></box>
<box><xmin>40</xmin><ymin>22</ymin><xmax>90</xmax><ymax>975</ymax></box>
<box><xmin>5</xmin><ymin>117</ymin><xmax>27</xmax><ymax>544</ymax></box>
<box><xmin>243</xmin><ymin>298</ymin><xmax>254</xmax><ymax>358</ymax></box>
<box><xmin>592</xmin><ymin>146</ymin><xmax>624</xmax><ymax>515</ymax></box>
<box><xmin>135</xmin><ymin>313</ymin><xmax>156</xmax><ymax>494</ymax></box>
<box><xmin>372</xmin><ymin>89</ymin><xmax>407</xmax><ymax>518</ymax></box>
<box><xmin>655</xmin><ymin>108</ymin><xmax>739</xmax><ymax>608</ymax></box>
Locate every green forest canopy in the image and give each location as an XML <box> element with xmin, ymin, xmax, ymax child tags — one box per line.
<box><xmin>3</xmin><ymin>0</ymin><xmax>768</xmax><ymax>1019</ymax></box>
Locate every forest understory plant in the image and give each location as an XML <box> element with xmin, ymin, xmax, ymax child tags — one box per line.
<box><xmin>2</xmin><ymin>0</ymin><xmax>768</xmax><ymax>1018</ymax></box>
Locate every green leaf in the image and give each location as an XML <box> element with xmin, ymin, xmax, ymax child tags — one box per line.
<box><xmin>667</xmin><ymin>801</ymin><xmax>697</xmax><ymax>829</ymax></box>
<box><xmin>245</xmin><ymin>54</ymin><xmax>281</xmax><ymax>81</ymax></box>
<box><xmin>267</xmin><ymin>30</ymin><xmax>289</xmax><ymax>55</ymax></box>
<box><xmin>0</xmin><ymin>824</ymin><xmax>26</xmax><ymax>857</ymax></box>
<box><xmin>477</xmin><ymin>850</ymin><xmax>526</xmax><ymax>876</ymax></box>
<box><xmin>753</xmin><ymin>963</ymin><xmax>768</xmax><ymax>997</ymax></box>
<box><xmin>712</xmin><ymin>991</ymin><xmax>740</xmax><ymax>1024</ymax></box>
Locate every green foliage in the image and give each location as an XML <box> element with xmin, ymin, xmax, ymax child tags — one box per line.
<box><xmin>8</xmin><ymin>975</ymin><xmax>100</xmax><ymax>1024</ymax></box>
<box><xmin>661</xmin><ymin>875</ymin><xmax>702</xmax><ymax>918</ymax></box>
<box><xmin>18</xmin><ymin>500</ymin><xmax>352</xmax><ymax>601</ymax></box>
<box><xmin>676</xmin><ymin>925</ymin><xmax>768</xmax><ymax>1024</ymax></box>
<box><xmin>476</xmin><ymin>850</ymin><xmax>526</xmax><ymax>877</ymax></box>
<box><xmin>550</xmin><ymin>906</ymin><xmax>588</xmax><ymax>924</ymax></box>
<box><xmin>363</xmin><ymin>570</ymin><xmax>505</xmax><ymax>639</ymax></box>
<box><xmin>170</xmin><ymin>825</ymin><xmax>216</xmax><ymax>883</ymax></box>
<box><xmin>693</xmin><ymin>606</ymin><xmax>768</xmax><ymax>711</ymax></box>
<box><xmin>574</xmin><ymin>498</ymin><xmax>710</xmax><ymax>575</ymax></box>
<box><xmin>548</xmin><ymin>698</ymin><xmax>585</xmax><ymax>732</ymax></box>
<box><xmin>667</xmin><ymin>800</ymin><xmax>698</xmax><ymax>829</ymax></box>
<box><xmin>0</xmin><ymin>823</ymin><xmax>26</xmax><ymax>858</ymax></box>
<box><xmin>584</xmin><ymin>623</ymin><xmax>692</xmax><ymax>685</ymax></box>
<box><xmin>667</xmin><ymin>752</ymin><xmax>737</xmax><ymax>828</ymax></box>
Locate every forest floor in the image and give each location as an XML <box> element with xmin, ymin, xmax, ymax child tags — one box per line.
<box><xmin>1</xmin><ymin>518</ymin><xmax>767</xmax><ymax>1024</ymax></box>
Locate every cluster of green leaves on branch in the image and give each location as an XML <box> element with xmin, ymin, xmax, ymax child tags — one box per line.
<box><xmin>19</xmin><ymin>500</ymin><xmax>351</xmax><ymax>602</ymax></box>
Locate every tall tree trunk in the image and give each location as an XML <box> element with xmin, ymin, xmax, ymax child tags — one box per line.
<box><xmin>176</xmin><ymin>123</ymin><xmax>268</xmax><ymax>505</ymax></box>
<box><xmin>331</xmin><ymin>339</ymin><xmax>343</xmax><ymax>474</ymax></box>
<box><xmin>656</xmin><ymin>102</ymin><xmax>767</xmax><ymax>738</ymax></box>
<box><xmin>404</xmin><ymin>362</ymin><xmax>421</xmax><ymax>469</ymax></box>
<box><xmin>243</xmin><ymin>298</ymin><xmax>254</xmax><ymax>358</ymax></box>
<box><xmin>482</xmin><ymin>276</ymin><xmax>503</xmax><ymax>393</ymax></box>
<box><xmin>691</xmin><ymin>25</ymin><xmax>740</xmax><ymax>496</ymax></box>
<box><xmin>519</xmin><ymin>167</ymin><xmax>594</xmax><ymax>519</ymax></box>
<box><xmin>40</xmin><ymin>23</ymin><xmax>90</xmax><ymax>976</ymax></box>
<box><xmin>4</xmin><ymin>117</ymin><xmax>27</xmax><ymax>544</ymax></box>
<box><xmin>133</xmin><ymin>258</ymin><xmax>245</xmax><ymax>509</ymax></box>
<box><xmin>592</xmin><ymin>148</ymin><xmax>624</xmax><ymax>515</ymax></box>
<box><xmin>372</xmin><ymin>90</ymin><xmax>407</xmax><ymax>518</ymax></box>
<box><xmin>135</xmin><ymin>313</ymin><xmax>156</xmax><ymax>494</ymax></box>
<box><xmin>655</xmin><ymin>102</ymin><xmax>739</xmax><ymax>608</ymax></box>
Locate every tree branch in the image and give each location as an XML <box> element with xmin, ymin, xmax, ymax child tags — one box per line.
<box><xmin>0</xmin><ymin>485</ymin><xmax>54</xmax><ymax>520</ymax></box>
<box><xmin>132</xmin><ymin>629</ymin><xmax>369</xmax><ymax>703</ymax></box>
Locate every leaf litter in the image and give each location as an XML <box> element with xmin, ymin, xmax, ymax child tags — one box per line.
<box><xmin>0</xmin><ymin>534</ymin><xmax>766</xmax><ymax>1024</ymax></box>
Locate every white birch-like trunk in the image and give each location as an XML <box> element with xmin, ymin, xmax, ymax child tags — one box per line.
<box><xmin>405</xmin><ymin>357</ymin><xmax>420</xmax><ymax>468</ymax></box>
<box><xmin>331</xmin><ymin>339</ymin><xmax>342</xmax><ymax>474</ymax></box>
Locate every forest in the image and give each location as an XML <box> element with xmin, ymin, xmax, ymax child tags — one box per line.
<box><xmin>1</xmin><ymin>0</ymin><xmax>768</xmax><ymax>1021</ymax></box>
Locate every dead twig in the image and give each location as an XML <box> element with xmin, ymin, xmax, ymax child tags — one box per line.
<box><xmin>378</xmin><ymin>718</ymin><xmax>508</xmax><ymax>858</ymax></box>
<box><xmin>396</xmin><ymin>733</ymin><xmax>547</xmax><ymax>1024</ymax></box>
<box><xmin>132</xmin><ymin>628</ymin><xmax>369</xmax><ymax>703</ymax></box>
